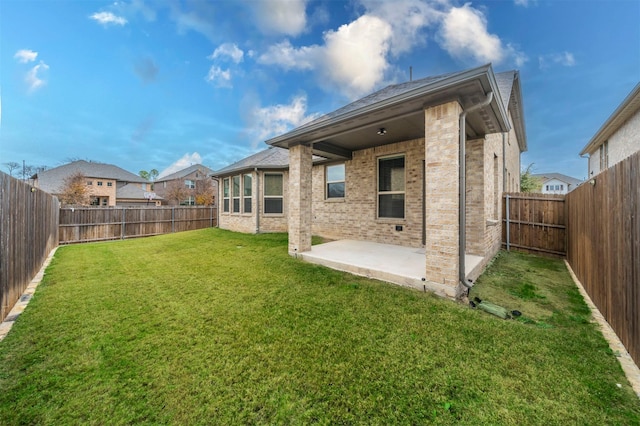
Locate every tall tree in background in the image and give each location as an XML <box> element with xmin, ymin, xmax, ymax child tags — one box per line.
<box><xmin>59</xmin><ymin>172</ymin><xmax>90</xmax><ymax>205</ymax></box>
<box><xmin>194</xmin><ymin>176</ymin><xmax>215</xmax><ymax>206</ymax></box>
<box><xmin>4</xmin><ymin>162</ymin><xmax>20</xmax><ymax>177</ymax></box>
<box><xmin>139</xmin><ymin>169</ymin><xmax>159</xmax><ymax>189</ymax></box>
<box><xmin>520</xmin><ymin>163</ymin><xmax>542</xmax><ymax>193</ymax></box>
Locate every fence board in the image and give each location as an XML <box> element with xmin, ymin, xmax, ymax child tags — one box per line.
<box><xmin>59</xmin><ymin>206</ymin><xmax>217</xmax><ymax>244</ymax></box>
<box><xmin>0</xmin><ymin>173</ymin><xmax>59</xmax><ymax>322</ymax></box>
<box><xmin>566</xmin><ymin>150</ymin><xmax>640</xmax><ymax>366</ymax></box>
<box><xmin>502</xmin><ymin>192</ymin><xmax>566</xmax><ymax>257</ymax></box>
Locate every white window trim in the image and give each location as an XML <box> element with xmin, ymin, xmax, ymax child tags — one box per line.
<box><xmin>326</xmin><ymin>163</ymin><xmax>345</xmax><ymax>200</ymax></box>
<box><xmin>377</xmin><ymin>154</ymin><xmax>406</xmax><ymax>220</ymax></box>
<box><xmin>232</xmin><ymin>175</ymin><xmax>241</xmax><ymax>213</ymax></box>
<box><xmin>243</xmin><ymin>173</ymin><xmax>252</xmax><ymax>214</ymax></box>
<box><xmin>263</xmin><ymin>172</ymin><xmax>284</xmax><ymax>215</ymax></box>
<box><xmin>222</xmin><ymin>177</ymin><xmax>230</xmax><ymax>213</ymax></box>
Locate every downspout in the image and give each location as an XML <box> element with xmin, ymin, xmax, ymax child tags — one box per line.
<box><xmin>459</xmin><ymin>91</ymin><xmax>494</xmax><ymax>289</ymax></box>
<box><xmin>255</xmin><ymin>168</ymin><xmax>260</xmax><ymax>233</ymax></box>
<box><xmin>502</xmin><ymin>132</ymin><xmax>507</xmax><ymax>192</ymax></box>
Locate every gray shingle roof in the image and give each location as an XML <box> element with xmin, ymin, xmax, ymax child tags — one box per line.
<box><xmin>156</xmin><ymin>164</ymin><xmax>215</xmax><ymax>182</ymax></box>
<box><xmin>213</xmin><ymin>147</ymin><xmax>291</xmax><ymax>176</ymax></box>
<box><xmin>532</xmin><ymin>173</ymin><xmax>583</xmax><ymax>187</ymax></box>
<box><xmin>294</xmin><ymin>70</ymin><xmax>463</xmax><ymax>132</ymax></box>
<box><xmin>35</xmin><ymin>160</ymin><xmax>147</xmax><ymax>194</ymax></box>
<box><xmin>495</xmin><ymin>71</ymin><xmax>515</xmax><ymax>112</ymax></box>
<box><xmin>116</xmin><ymin>183</ymin><xmax>163</xmax><ymax>200</ymax></box>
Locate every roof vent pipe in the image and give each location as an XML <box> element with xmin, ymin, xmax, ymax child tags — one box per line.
<box><xmin>459</xmin><ymin>91</ymin><xmax>493</xmax><ymax>290</ymax></box>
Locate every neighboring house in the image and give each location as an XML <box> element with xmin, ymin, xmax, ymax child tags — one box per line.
<box><xmin>532</xmin><ymin>173</ymin><xmax>582</xmax><ymax>194</ymax></box>
<box><xmin>217</xmin><ymin>64</ymin><xmax>527</xmax><ymax>299</ymax></box>
<box><xmin>33</xmin><ymin>160</ymin><xmax>158</xmax><ymax>206</ymax></box>
<box><xmin>153</xmin><ymin>164</ymin><xmax>217</xmax><ymax>206</ymax></box>
<box><xmin>580</xmin><ymin>82</ymin><xmax>640</xmax><ymax>176</ymax></box>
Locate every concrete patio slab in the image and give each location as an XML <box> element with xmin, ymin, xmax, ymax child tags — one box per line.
<box><xmin>298</xmin><ymin>240</ymin><xmax>485</xmax><ymax>299</ymax></box>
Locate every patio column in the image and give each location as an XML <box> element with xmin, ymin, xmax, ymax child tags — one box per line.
<box><xmin>288</xmin><ymin>143</ymin><xmax>313</xmax><ymax>256</ymax></box>
<box><xmin>424</xmin><ymin>101</ymin><xmax>463</xmax><ymax>297</ymax></box>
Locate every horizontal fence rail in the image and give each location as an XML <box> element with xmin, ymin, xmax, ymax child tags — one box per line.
<box><xmin>566</xmin><ymin>150</ymin><xmax>640</xmax><ymax>366</ymax></box>
<box><xmin>59</xmin><ymin>206</ymin><xmax>217</xmax><ymax>244</ymax></box>
<box><xmin>1</xmin><ymin>172</ymin><xmax>59</xmax><ymax>322</ymax></box>
<box><xmin>502</xmin><ymin>192</ymin><xmax>567</xmax><ymax>257</ymax></box>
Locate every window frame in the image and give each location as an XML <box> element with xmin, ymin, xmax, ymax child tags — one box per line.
<box><xmin>243</xmin><ymin>174</ymin><xmax>252</xmax><ymax>214</ymax></box>
<box><xmin>377</xmin><ymin>154</ymin><xmax>406</xmax><ymax>219</ymax></box>
<box><xmin>232</xmin><ymin>175</ymin><xmax>241</xmax><ymax>213</ymax></box>
<box><xmin>326</xmin><ymin>163</ymin><xmax>345</xmax><ymax>199</ymax></box>
<box><xmin>185</xmin><ymin>179</ymin><xmax>195</xmax><ymax>189</ymax></box>
<box><xmin>222</xmin><ymin>177</ymin><xmax>230</xmax><ymax>213</ymax></box>
<box><xmin>263</xmin><ymin>173</ymin><xmax>284</xmax><ymax>215</ymax></box>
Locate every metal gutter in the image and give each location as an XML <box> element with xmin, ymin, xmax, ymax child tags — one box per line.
<box><xmin>459</xmin><ymin>90</ymin><xmax>494</xmax><ymax>290</ymax></box>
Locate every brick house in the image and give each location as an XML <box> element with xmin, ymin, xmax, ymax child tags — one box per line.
<box><xmin>580</xmin><ymin>82</ymin><xmax>640</xmax><ymax>177</ymax></box>
<box><xmin>33</xmin><ymin>160</ymin><xmax>158</xmax><ymax>206</ymax></box>
<box><xmin>217</xmin><ymin>64</ymin><xmax>526</xmax><ymax>298</ymax></box>
<box><xmin>153</xmin><ymin>164</ymin><xmax>217</xmax><ymax>206</ymax></box>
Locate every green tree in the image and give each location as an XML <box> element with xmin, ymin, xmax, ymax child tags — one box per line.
<box><xmin>520</xmin><ymin>163</ymin><xmax>542</xmax><ymax>193</ymax></box>
<box><xmin>139</xmin><ymin>169</ymin><xmax>159</xmax><ymax>189</ymax></box>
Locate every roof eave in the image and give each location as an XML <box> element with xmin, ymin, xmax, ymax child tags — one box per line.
<box><xmin>267</xmin><ymin>64</ymin><xmax>510</xmax><ymax>148</ymax></box>
<box><xmin>579</xmin><ymin>82</ymin><xmax>640</xmax><ymax>156</ymax></box>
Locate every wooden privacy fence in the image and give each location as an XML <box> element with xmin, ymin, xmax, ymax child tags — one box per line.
<box><xmin>566</xmin><ymin>150</ymin><xmax>640</xmax><ymax>366</ymax></box>
<box><xmin>0</xmin><ymin>172</ymin><xmax>59</xmax><ymax>322</ymax></box>
<box><xmin>502</xmin><ymin>192</ymin><xmax>567</xmax><ymax>257</ymax></box>
<box><xmin>59</xmin><ymin>206</ymin><xmax>217</xmax><ymax>244</ymax></box>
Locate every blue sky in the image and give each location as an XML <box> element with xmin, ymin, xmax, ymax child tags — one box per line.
<box><xmin>1</xmin><ymin>0</ymin><xmax>638</xmax><ymax>179</ymax></box>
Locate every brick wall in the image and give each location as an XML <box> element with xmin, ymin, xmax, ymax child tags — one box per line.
<box><xmin>311</xmin><ymin>138</ymin><xmax>425</xmax><ymax>247</ymax></box>
<box><xmin>218</xmin><ymin>170</ymin><xmax>288</xmax><ymax>233</ymax></box>
<box><xmin>424</xmin><ymin>101</ymin><xmax>463</xmax><ymax>295</ymax></box>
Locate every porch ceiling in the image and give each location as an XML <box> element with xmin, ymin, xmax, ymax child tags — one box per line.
<box><xmin>269</xmin><ymin>69</ymin><xmax>509</xmax><ymax>160</ymax></box>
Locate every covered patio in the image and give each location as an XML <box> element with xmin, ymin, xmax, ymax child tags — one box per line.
<box><xmin>299</xmin><ymin>240</ymin><xmax>484</xmax><ymax>298</ymax></box>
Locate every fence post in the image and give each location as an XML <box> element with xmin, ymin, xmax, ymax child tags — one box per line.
<box><xmin>505</xmin><ymin>194</ymin><xmax>510</xmax><ymax>251</ymax></box>
<box><xmin>210</xmin><ymin>206</ymin><xmax>213</xmax><ymax>228</ymax></box>
<box><xmin>172</xmin><ymin>207</ymin><xmax>175</xmax><ymax>233</ymax></box>
<box><xmin>121</xmin><ymin>208</ymin><xmax>125</xmax><ymax>240</ymax></box>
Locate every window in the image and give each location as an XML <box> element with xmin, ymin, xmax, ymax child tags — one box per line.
<box><xmin>87</xmin><ymin>181</ymin><xmax>93</xmax><ymax>186</ymax></box>
<box><xmin>101</xmin><ymin>197</ymin><xmax>108</xmax><ymax>206</ymax></box>
<box><xmin>163</xmin><ymin>181</ymin><xmax>167</xmax><ymax>188</ymax></box>
<box><xmin>243</xmin><ymin>174</ymin><xmax>252</xmax><ymax>213</ymax></box>
<box><xmin>378</xmin><ymin>156</ymin><xmax>405</xmax><ymax>219</ymax></box>
<box><xmin>560</xmin><ymin>184</ymin><xmax>564</xmax><ymax>191</ymax></box>
<box><xmin>546</xmin><ymin>185</ymin><xmax>549</xmax><ymax>191</ymax></box>
<box><xmin>232</xmin><ymin>175</ymin><xmax>241</xmax><ymax>213</ymax></box>
<box><xmin>107</xmin><ymin>182</ymin><xmax>113</xmax><ymax>187</ymax></box>
<box><xmin>223</xmin><ymin>178</ymin><xmax>230</xmax><ymax>212</ymax></box>
<box><xmin>326</xmin><ymin>164</ymin><xmax>345</xmax><ymax>198</ymax></box>
<box><xmin>600</xmin><ymin>140</ymin><xmax>609</xmax><ymax>171</ymax></box>
<box><xmin>97</xmin><ymin>181</ymin><xmax>103</xmax><ymax>186</ymax></box>
<box><xmin>181</xmin><ymin>196</ymin><xmax>195</xmax><ymax>206</ymax></box>
<box><xmin>185</xmin><ymin>179</ymin><xmax>195</xmax><ymax>189</ymax></box>
<box><xmin>264</xmin><ymin>173</ymin><xmax>283</xmax><ymax>214</ymax></box>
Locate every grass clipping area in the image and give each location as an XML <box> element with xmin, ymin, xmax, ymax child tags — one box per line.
<box><xmin>0</xmin><ymin>229</ymin><xmax>638</xmax><ymax>424</ymax></box>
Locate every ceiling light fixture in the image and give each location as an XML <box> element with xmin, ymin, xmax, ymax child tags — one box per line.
<box><xmin>377</xmin><ymin>128</ymin><xmax>387</xmax><ymax>135</ymax></box>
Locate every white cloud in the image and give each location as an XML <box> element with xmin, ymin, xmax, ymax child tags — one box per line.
<box><xmin>158</xmin><ymin>153</ymin><xmax>203</xmax><ymax>179</ymax></box>
<box><xmin>169</xmin><ymin>2</ymin><xmax>217</xmax><ymax>40</ymax></box>
<box><xmin>14</xmin><ymin>49</ymin><xmax>38</xmax><ymax>63</ymax></box>
<box><xmin>246</xmin><ymin>94</ymin><xmax>320</xmax><ymax>146</ymax></box>
<box><xmin>258</xmin><ymin>40</ymin><xmax>319</xmax><ymax>70</ymax></box>
<box><xmin>252</xmin><ymin>0</ymin><xmax>308</xmax><ymax>36</ymax></box>
<box><xmin>25</xmin><ymin>61</ymin><xmax>49</xmax><ymax>93</ymax></box>
<box><xmin>539</xmin><ymin>51</ymin><xmax>576</xmax><ymax>69</ymax></box>
<box><xmin>358</xmin><ymin>0</ymin><xmax>441</xmax><ymax>56</ymax></box>
<box><xmin>205</xmin><ymin>66</ymin><xmax>232</xmax><ymax>88</ymax></box>
<box><xmin>514</xmin><ymin>0</ymin><xmax>534</xmax><ymax>6</ymax></box>
<box><xmin>322</xmin><ymin>15</ymin><xmax>393</xmax><ymax>98</ymax></box>
<box><xmin>439</xmin><ymin>4</ymin><xmax>504</xmax><ymax>64</ymax></box>
<box><xmin>259</xmin><ymin>15</ymin><xmax>392</xmax><ymax>99</ymax></box>
<box><xmin>209</xmin><ymin>43</ymin><xmax>244</xmax><ymax>64</ymax></box>
<box><xmin>90</xmin><ymin>11</ymin><xmax>128</xmax><ymax>26</ymax></box>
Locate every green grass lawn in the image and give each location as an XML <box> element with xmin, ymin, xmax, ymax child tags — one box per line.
<box><xmin>1</xmin><ymin>229</ymin><xmax>638</xmax><ymax>425</ymax></box>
